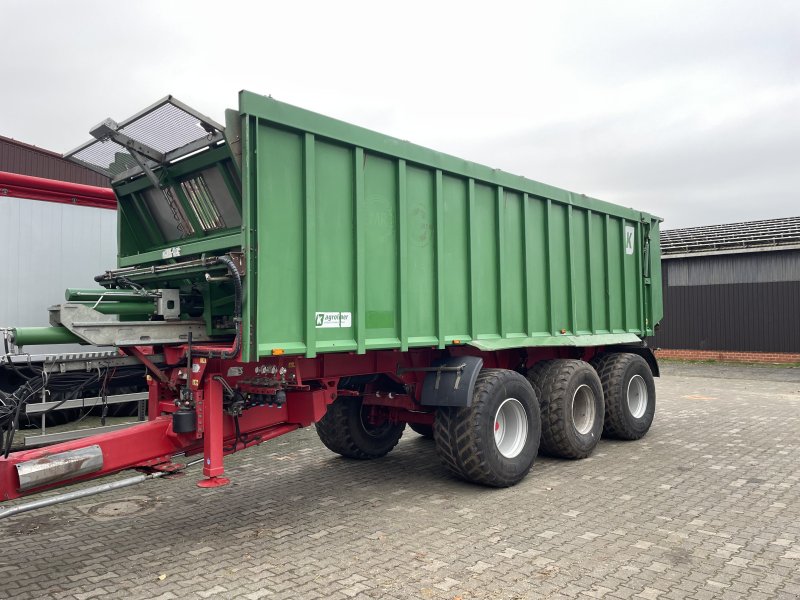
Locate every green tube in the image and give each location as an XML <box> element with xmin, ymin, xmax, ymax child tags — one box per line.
<box><xmin>65</xmin><ymin>288</ymin><xmax>152</xmax><ymax>302</ymax></box>
<box><xmin>12</xmin><ymin>327</ymin><xmax>84</xmax><ymax>346</ymax></box>
<box><xmin>73</xmin><ymin>301</ymin><xmax>154</xmax><ymax>316</ymax></box>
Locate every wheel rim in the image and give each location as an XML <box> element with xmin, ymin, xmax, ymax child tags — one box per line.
<box><xmin>571</xmin><ymin>384</ymin><xmax>596</xmax><ymax>435</ymax></box>
<box><xmin>627</xmin><ymin>374</ymin><xmax>648</xmax><ymax>419</ymax></box>
<box><xmin>494</xmin><ymin>398</ymin><xmax>528</xmax><ymax>458</ymax></box>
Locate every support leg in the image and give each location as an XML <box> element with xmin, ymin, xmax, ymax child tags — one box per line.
<box><xmin>147</xmin><ymin>377</ymin><xmax>160</xmax><ymax>421</ymax></box>
<box><xmin>197</xmin><ymin>374</ymin><xmax>230</xmax><ymax>488</ymax></box>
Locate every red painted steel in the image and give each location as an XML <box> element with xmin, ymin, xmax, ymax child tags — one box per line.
<box><xmin>0</xmin><ymin>417</ymin><xmax>188</xmax><ymax>501</ymax></box>
<box><xmin>202</xmin><ymin>376</ymin><xmax>225</xmax><ymax>480</ymax></box>
<box><xmin>0</xmin><ymin>170</ymin><xmax>116</xmax><ymax>210</ymax></box>
<box><xmin>0</xmin><ymin>345</ymin><xmax>604</xmax><ymax>500</ymax></box>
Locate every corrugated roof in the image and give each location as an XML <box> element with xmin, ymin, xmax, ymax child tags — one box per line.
<box><xmin>0</xmin><ymin>134</ymin><xmax>110</xmax><ymax>188</ymax></box>
<box><xmin>661</xmin><ymin>216</ymin><xmax>800</xmax><ymax>257</ymax></box>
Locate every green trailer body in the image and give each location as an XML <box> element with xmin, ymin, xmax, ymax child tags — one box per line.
<box><xmin>236</xmin><ymin>92</ymin><xmax>662</xmax><ymax>361</ymax></box>
<box><xmin>107</xmin><ymin>91</ymin><xmax>662</xmax><ymax>363</ymax></box>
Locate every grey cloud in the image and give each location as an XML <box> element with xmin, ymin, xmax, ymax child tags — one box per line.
<box><xmin>448</xmin><ymin>88</ymin><xmax>799</xmax><ymax>228</ymax></box>
<box><xmin>1</xmin><ymin>0</ymin><xmax>797</xmax><ymax>231</ymax></box>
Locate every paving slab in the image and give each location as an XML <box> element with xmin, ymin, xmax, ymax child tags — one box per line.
<box><xmin>1</xmin><ymin>362</ymin><xmax>798</xmax><ymax>599</ymax></box>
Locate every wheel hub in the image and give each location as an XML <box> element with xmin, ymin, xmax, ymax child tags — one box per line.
<box><xmin>627</xmin><ymin>374</ymin><xmax>648</xmax><ymax>418</ymax></box>
<box><xmin>494</xmin><ymin>398</ymin><xmax>528</xmax><ymax>458</ymax></box>
<box><xmin>571</xmin><ymin>384</ymin><xmax>596</xmax><ymax>435</ymax></box>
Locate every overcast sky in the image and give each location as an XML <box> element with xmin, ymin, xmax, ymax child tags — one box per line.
<box><xmin>2</xmin><ymin>0</ymin><xmax>798</xmax><ymax>229</ymax></box>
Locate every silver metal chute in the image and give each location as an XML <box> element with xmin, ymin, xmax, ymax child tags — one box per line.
<box><xmin>49</xmin><ymin>303</ymin><xmax>212</xmax><ymax>347</ymax></box>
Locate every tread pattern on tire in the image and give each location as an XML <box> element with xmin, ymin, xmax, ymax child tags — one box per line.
<box><xmin>434</xmin><ymin>369</ymin><xmax>538</xmax><ymax>488</ymax></box>
<box><xmin>592</xmin><ymin>352</ymin><xmax>655</xmax><ymax>440</ymax></box>
<box><xmin>537</xmin><ymin>359</ymin><xmax>603</xmax><ymax>459</ymax></box>
<box><xmin>526</xmin><ymin>359</ymin><xmax>557</xmax><ymax>404</ymax></box>
<box><xmin>315</xmin><ymin>397</ymin><xmax>404</xmax><ymax>459</ymax></box>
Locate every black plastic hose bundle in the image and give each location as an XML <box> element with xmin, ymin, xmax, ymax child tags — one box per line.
<box><xmin>194</xmin><ymin>255</ymin><xmax>243</xmax><ymax>360</ymax></box>
<box><xmin>99</xmin><ymin>254</ymin><xmax>243</xmax><ymax>360</ymax></box>
<box><xmin>0</xmin><ymin>365</ymin><xmax>144</xmax><ymax>458</ymax></box>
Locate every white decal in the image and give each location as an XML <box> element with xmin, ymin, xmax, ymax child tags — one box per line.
<box><xmin>625</xmin><ymin>226</ymin><xmax>635</xmax><ymax>255</ymax></box>
<box><xmin>315</xmin><ymin>311</ymin><xmax>353</xmax><ymax>328</ymax></box>
<box><xmin>162</xmin><ymin>246</ymin><xmax>182</xmax><ymax>259</ymax></box>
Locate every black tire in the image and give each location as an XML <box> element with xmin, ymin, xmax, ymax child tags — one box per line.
<box><xmin>526</xmin><ymin>359</ymin><xmax>557</xmax><ymax>401</ymax></box>
<box><xmin>409</xmin><ymin>423</ymin><xmax>434</xmax><ymax>439</ymax></box>
<box><xmin>315</xmin><ymin>397</ymin><xmax>405</xmax><ymax>459</ymax></box>
<box><xmin>433</xmin><ymin>369</ymin><xmax>541</xmax><ymax>488</ymax></box>
<box><xmin>592</xmin><ymin>353</ymin><xmax>656</xmax><ymax>440</ymax></box>
<box><xmin>537</xmin><ymin>359</ymin><xmax>604</xmax><ymax>459</ymax></box>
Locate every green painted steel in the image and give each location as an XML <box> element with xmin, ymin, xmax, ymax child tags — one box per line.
<box><xmin>12</xmin><ymin>327</ymin><xmax>83</xmax><ymax>346</ymax></box>
<box><xmin>237</xmin><ymin>91</ymin><xmax>663</xmax><ymax>361</ymax></box>
<box><xmin>105</xmin><ymin>92</ymin><xmax>663</xmax><ymax>361</ymax></box>
<box><xmin>65</xmin><ymin>289</ymin><xmax>153</xmax><ymax>302</ymax></box>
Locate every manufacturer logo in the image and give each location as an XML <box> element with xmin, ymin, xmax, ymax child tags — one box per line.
<box><xmin>162</xmin><ymin>246</ymin><xmax>182</xmax><ymax>259</ymax></box>
<box><xmin>315</xmin><ymin>312</ymin><xmax>353</xmax><ymax>328</ymax></box>
<box><xmin>625</xmin><ymin>226</ymin><xmax>635</xmax><ymax>255</ymax></box>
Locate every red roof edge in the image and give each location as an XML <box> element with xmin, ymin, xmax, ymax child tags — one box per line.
<box><xmin>0</xmin><ymin>170</ymin><xmax>117</xmax><ymax>210</ymax></box>
<box><xmin>0</xmin><ymin>134</ymin><xmax>64</xmax><ymax>158</ymax></box>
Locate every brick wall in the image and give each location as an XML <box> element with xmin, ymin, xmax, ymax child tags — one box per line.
<box><xmin>655</xmin><ymin>348</ymin><xmax>800</xmax><ymax>364</ymax></box>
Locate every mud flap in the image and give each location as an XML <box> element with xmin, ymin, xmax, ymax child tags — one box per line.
<box><xmin>420</xmin><ymin>356</ymin><xmax>483</xmax><ymax>407</ymax></box>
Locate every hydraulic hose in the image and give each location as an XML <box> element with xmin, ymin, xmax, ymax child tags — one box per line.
<box><xmin>94</xmin><ymin>254</ymin><xmax>242</xmax><ymax>359</ymax></box>
<box><xmin>192</xmin><ymin>255</ymin><xmax>242</xmax><ymax>360</ymax></box>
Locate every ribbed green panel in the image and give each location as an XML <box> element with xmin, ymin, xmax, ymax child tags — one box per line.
<box><xmin>315</xmin><ymin>140</ymin><xmax>356</xmax><ymax>352</ymax></box>
<box><xmin>303</xmin><ymin>133</ymin><xmax>316</xmax><ymax>358</ymax></box>
<box><xmin>527</xmin><ymin>199</ymin><xmax>549</xmax><ymax>335</ymax></box>
<box><xmin>442</xmin><ymin>175</ymin><xmax>469</xmax><ymax>340</ymax></box>
<box><xmin>240</xmin><ymin>92</ymin><xmax>662</xmax><ymax>358</ymax></box>
<box><xmin>405</xmin><ymin>165</ymin><xmax>436</xmax><ymax>345</ymax></box>
<box><xmin>503</xmin><ymin>190</ymin><xmax>525</xmax><ymax>336</ymax></box>
<box><xmin>472</xmin><ymin>183</ymin><xmax>499</xmax><ymax>338</ymax></box>
<box><xmin>571</xmin><ymin>208</ymin><xmax>590</xmax><ymax>334</ymax></box>
<box><xmin>548</xmin><ymin>203</ymin><xmax>570</xmax><ymax>334</ymax></box>
<box><xmin>257</xmin><ymin>124</ymin><xmax>305</xmax><ymax>354</ymax></box>
<box><xmin>364</xmin><ymin>153</ymin><xmax>399</xmax><ymax>348</ymax></box>
<box><xmin>606</xmin><ymin>216</ymin><xmax>624</xmax><ymax>332</ymax></box>
<box><xmin>588</xmin><ymin>212</ymin><xmax>607</xmax><ymax>332</ymax></box>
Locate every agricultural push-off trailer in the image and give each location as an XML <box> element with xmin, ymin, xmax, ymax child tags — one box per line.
<box><xmin>0</xmin><ymin>92</ymin><xmax>662</xmax><ymax>514</ymax></box>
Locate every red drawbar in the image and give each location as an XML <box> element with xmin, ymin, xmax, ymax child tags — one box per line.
<box><xmin>0</xmin><ymin>171</ymin><xmax>116</xmax><ymax>210</ymax></box>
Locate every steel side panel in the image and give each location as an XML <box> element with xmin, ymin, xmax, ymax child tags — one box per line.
<box><xmin>241</xmin><ymin>93</ymin><xmax>662</xmax><ymax>358</ymax></box>
<box><xmin>0</xmin><ymin>195</ymin><xmax>117</xmax><ymax>354</ymax></box>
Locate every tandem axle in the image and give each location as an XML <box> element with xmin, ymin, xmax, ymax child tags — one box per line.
<box><xmin>0</xmin><ymin>341</ymin><xmax>656</xmax><ymax>513</ymax></box>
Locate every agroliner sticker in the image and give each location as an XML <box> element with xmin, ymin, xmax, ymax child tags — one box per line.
<box><xmin>315</xmin><ymin>312</ymin><xmax>353</xmax><ymax>328</ymax></box>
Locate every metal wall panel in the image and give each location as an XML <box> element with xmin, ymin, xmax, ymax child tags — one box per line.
<box><xmin>666</xmin><ymin>250</ymin><xmax>800</xmax><ymax>286</ymax></box>
<box><xmin>654</xmin><ymin>250</ymin><xmax>800</xmax><ymax>352</ymax></box>
<box><xmin>0</xmin><ymin>136</ymin><xmax>110</xmax><ymax>188</ymax></box>
<box><xmin>0</xmin><ymin>195</ymin><xmax>117</xmax><ymax>353</ymax></box>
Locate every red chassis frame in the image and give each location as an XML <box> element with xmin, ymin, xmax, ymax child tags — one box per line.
<box><xmin>0</xmin><ymin>344</ymin><xmax>591</xmax><ymax>501</ymax></box>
